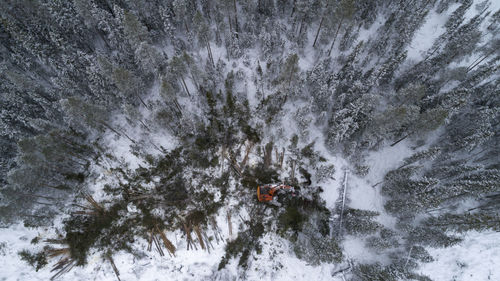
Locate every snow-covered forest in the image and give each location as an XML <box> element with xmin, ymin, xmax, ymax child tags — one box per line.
<box><xmin>0</xmin><ymin>0</ymin><xmax>499</xmax><ymax>280</ymax></box>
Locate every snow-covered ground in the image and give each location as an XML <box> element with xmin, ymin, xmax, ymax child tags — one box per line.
<box><xmin>406</xmin><ymin>3</ymin><xmax>460</xmax><ymax>62</ymax></box>
<box><xmin>0</xmin><ymin>214</ymin><xmax>344</xmax><ymax>281</ymax></box>
<box><xmin>2</xmin><ymin>1</ymin><xmax>499</xmax><ymax>280</ymax></box>
<box><xmin>420</xmin><ymin>231</ymin><xmax>500</xmax><ymax>281</ymax></box>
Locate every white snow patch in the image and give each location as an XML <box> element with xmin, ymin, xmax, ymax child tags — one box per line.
<box><xmin>406</xmin><ymin>4</ymin><xmax>460</xmax><ymax>61</ymax></box>
<box><xmin>365</xmin><ymin>140</ymin><xmax>414</xmax><ymax>186</ymax></box>
<box><xmin>246</xmin><ymin>233</ymin><xmax>343</xmax><ymax>281</ymax></box>
<box><xmin>0</xmin><ymin>224</ymin><xmax>56</xmax><ymax>281</ymax></box>
<box><xmin>357</xmin><ymin>18</ymin><xmax>385</xmax><ymax>44</ymax></box>
<box><xmin>419</xmin><ymin>230</ymin><xmax>500</xmax><ymax>281</ymax></box>
<box><xmin>343</xmin><ymin>235</ymin><xmax>388</xmax><ymax>264</ymax></box>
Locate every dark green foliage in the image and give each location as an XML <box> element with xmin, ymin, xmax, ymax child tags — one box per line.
<box><xmin>0</xmin><ymin>0</ymin><xmax>498</xmax><ymax>279</ymax></box>
<box><xmin>241</xmin><ymin>164</ymin><xmax>279</xmax><ymax>189</ymax></box>
<box><xmin>186</xmin><ymin>210</ymin><xmax>206</xmax><ymax>226</ymax></box>
<box><xmin>158</xmin><ymin>176</ymin><xmax>189</xmax><ymax>203</ymax></box>
<box><xmin>290</xmin><ymin>135</ymin><xmax>299</xmax><ymax>148</ymax></box>
<box><xmin>278</xmin><ymin>206</ymin><xmax>305</xmax><ymax>232</ymax></box>
<box><xmin>299</xmin><ymin>167</ymin><xmax>312</xmax><ymax>186</ymax></box>
<box><xmin>213</xmin><ymin>171</ymin><xmax>230</xmax><ymax>199</ymax></box>
<box><xmin>219</xmin><ymin>221</ymin><xmax>265</xmax><ymax>270</ymax></box>
<box><xmin>300</xmin><ymin>142</ymin><xmax>316</xmax><ymax>159</ymax></box>
<box><xmin>317</xmin><ymin>210</ymin><xmax>332</xmax><ymax>237</ymax></box>
<box><xmin>206</xmin><ymin>90</ymin><xmax>217</xmax><ymax>116</ymax></box>
<box><xmin>3</xmin><ymin>129</ymin><xmax>93</xmax><ymax>226</ymax></box>
<box><xmin>19</xmin><ymin>249</ymin><xmax>48</xmax><ymax>271</ymax></box>
<box><xmin>224</xmin><ymin>90</ymin><xmax>235</xmax><ymax>117</ymax></box>
<box><xmin>64</xmin><ymin>202</ymin><xmax>128</xmax><ymax>265</ymax></box>
<box><xmin>31</xmin><ymin>236</ymin><xmax>40</xmax><ymax>245</ymax></box>
<box><xmin>194</xmin><ymin>130</ymin><xmax>219</xmax><ymax>151</ymax></box>
<box><xmin>63</xmin><ymin>172</ymin><xmax>85</xmax><ymax>183</ymax></box>
<box><xmin>60</xmin><ymin>140</ymin><xmax>230</xmax><ymax>267</ymax></box>
<box><xmin>242</xmin><ymin>125</ymin><xmax>261</xmax><ymax>143</ymax></box>
<box><xmin>260</xmin><ymin>93</ymin><xmax>287</xmax><ymax>124</ymax></box>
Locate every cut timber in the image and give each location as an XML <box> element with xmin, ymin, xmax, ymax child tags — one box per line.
<box><xmin>156</xmin><ymin>226</ymin><xmax>176</xmax><ymax>256</ymax></box>
<box><xmin>202</xmin><ymin>231</ymin><xmax>213</xmax><ymax>253</ymax></box>
<box><xmin>210</xmin><ymin>216</ymin><xmax>223</xmax><ymax>244</ymax></box>
<box><xmin>183</xmin><ymin>222</ymin><xmax>197</xmax><ymax>250</ymax></box>
<box><xmin>107</xmin><ymin>255</ymin><xmax>121</xmax><ymax>281</ymax></box>
<box><xmin>221</xmin><ymin>147</ymin><xmax>227</xmax><ymax>172</ymax></box>
<box><xmin>148</xmin><ymin>228</ymin><xmax>153</xmax><ymax>252</ymax></box>
<box><xmin>331</xmin><ymin>266</ymin><xmax>351</xmax><ymax>277</ymax></box>
<box><xmin>391</xmin><ymin>134</ymin><xmax>409</xmax><ymax>147</ymax></box>
<box><xmin>338</xmin><ymin>170</ymin><xmax>348</xmax><ymax>235</ymax></box>
<box><xmin>44</xmin><ymin>240</ymin><xmax>76</xmax><ymax>280</ymax></box>
<box><xmin>50</xmin><ymin>257</ymin><xmax>75</xmax><ymax>281</ymax></box>
<box><xmin>227</xmin><ymin>211</ymin><xmax>233</xmax><ymax>238</ymax></box>
<box><xmin>279</xmin><ymin>148</ymin><xmax>285</xmax><ymax>169</ymax></box>
<box><xmin>240</xmin><ymin>142</ymin><xmax>254</xmax><ymax>168</ymax></box>
<box><xmin>152</xmin><ymin>232</ymin><xmax>164</xmax><ymax>256</ymax></box>
<box><xmin>193</xmin><ymin>225</ymin><xmax>206</xmax><ymax>250</ymax></box>
<box><xmin>84</xmin><ymin>194</ymin><xmax>104</xmax><ymax>213</ymax></box>
<box><xmin>44</xmin><ymin>238</ymin><xmax>67</xmax><ymax>245</ymax></box>
<box><xmin>312</xmin><ymin>16</ymin><xmax>324</xmax><ymax>47</ymax></box>
<box><xmin>224</xmin><ymin>153</ymin><xmax>242</xmax><ymax>177</ymax></box>
<box><xmin>263</xmin><ymin>142</ymin><xmax>273</xmax><ymax>168</ymax></box>
<box><xmin>47</xmin><ymin>248</ymin><xmax>70</xmax><ymax>258</ymax></box>
<box><xmin>71</xmin><ymin>210</ymin><xmax>99</xmax><ymax>216</ymax></box>
<box><xmin>404</xmin><ymin>246</ymin><xmax>414</xmax><ymax>269</ymax></box>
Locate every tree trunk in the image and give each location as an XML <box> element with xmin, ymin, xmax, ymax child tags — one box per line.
<box><xmin>206</xmin><ymin>41</ymin><xmax>215</xmax><ymax>67</ymax></box>
<box><xmin>227</xmin><ymin>211</ymin><xmax>233</xmax><ymax>237</ymax></box>
<box><xmin>139</xmin><ymin>119</ymin><xmax>151</xmax><ymax>132</ymax></box>
<box><xmin>390</xmin><ymin>133</ymin><xmax>410</xmax><ymax>147</ymax></box>
<box><xmin>107</xmin><ymin>255</ymin><xmax>121</xmax><ymax>281</ymax></box>
<box><xmin>233</xmin><ymin>0</ymin><xmax>239</xmax><ymax>38</ymax></box>
<box><xmin>328</xmin><ymin>19</ymin><xmax>343</xmax><ymax>57</ymax></box>
<box><xmin>338</xmin><ymin>170</ymin><xmax>348</xmax><ymax>235</ymax></box>
<box><xmin>288</xmin><ymin>66</ymin><xmax>294</xmax><ymax>87</ymax></box>
<box><xmin>312</xmin><ymin>17</ymin><xmax>324</xmax><ymax>47</ymax></box>
<box><xmin>466</xmin><ymin>49</ymin><xmax>495</xmax><ymax>72</ymax></box>
<box><xmin>423</xmin><ymin>44</ymin><xmax>441</xmax><ymax>62</ymax></box>
<box><xmin>136</xmin><ymin>92</ymin><xmax>149</xmax><ymax>109</ymax></box>
<box><xmin>173</xmin><ymin>98</ymin><xmax>183</xmax><ymax>116</ymax></box>
<box><xmin>404</xmin><ymin>246</ymin><xmax>414</xmax><ymax>269</ymax></box>
<box><xmin>117</xmin><ymin>126</ymin><xmax>137</xmax><ymax>144</ymax></box>
<box><xmin>17</xmin><ymin>192</ymin><xmax>59</xmax><ymax>200</ymax></box>
<box><xmin>180</xmin><ymin>77</ymin><xmax>191</xmax><ymax>97</ymax></box>
<box><xmin>100</xmin><ymin>121</ymin><xmax>121</xmax><ymax>137</ymax></box>
<box><xmin>264</xmin><ymin>142</ymin><xmax>273</xmax><ymax>168</ymax></box>
<box><xmin>280</xmin><ymin>148</ymin><xmax>285</xmax><ymax>169</ymax></box>
<box><xmin>297</xmin><ymin>16</ymin><xmax>305</xmax><ymax>39</ymax></box>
